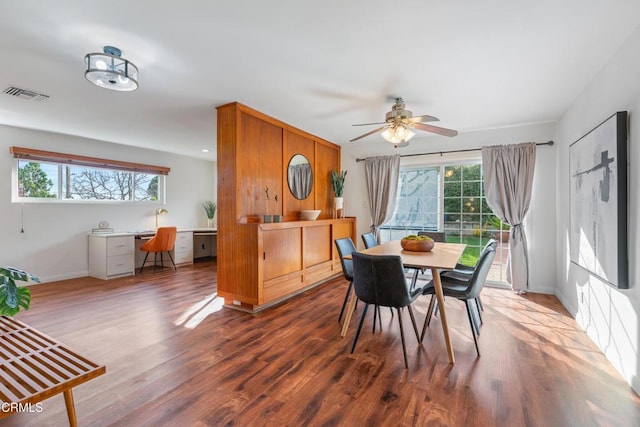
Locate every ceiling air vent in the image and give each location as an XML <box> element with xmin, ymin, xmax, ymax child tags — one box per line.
<box><xmin>3</xmin><ymin>86</ymin><xmax>50</xmax><ymax>102</ymax></box>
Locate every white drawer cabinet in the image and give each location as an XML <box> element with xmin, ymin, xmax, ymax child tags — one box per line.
<box><xmin>89</xmin><ymin>235</ymin><xmax>135</xmax><ymax>280</ymax></box>
<box><xmin>156</xmin><ymin>231</ymin><xmax>193</xmax><ymax>267</ymax></box>
<box><xmin>173</xmin><ymin>231</ymin><xmax>194</xmax><ymax>265</ymax></box>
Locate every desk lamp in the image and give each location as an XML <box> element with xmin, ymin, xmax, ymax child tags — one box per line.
<box><xmin>155</xmin><ymin>208</ymin><xmax>168</xmax><ymax>228</ymax></box>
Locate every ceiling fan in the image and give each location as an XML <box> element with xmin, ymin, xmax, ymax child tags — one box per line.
<box><xmin>349</xmin><ymin>97</ymin><xmax>458</xmax><ymax>146</ymax></box>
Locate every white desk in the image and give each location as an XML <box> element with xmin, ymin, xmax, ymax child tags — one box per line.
<box><xmin>88</xmin><ymin>228</ymin><xmax>217</xmax><ymax>280</ymax></box>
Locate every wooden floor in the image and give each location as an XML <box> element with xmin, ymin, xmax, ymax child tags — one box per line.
<box><xmin>3</xmin><ymin>259</ymin><xmax>639</xmax><ymax>426</ymax></box>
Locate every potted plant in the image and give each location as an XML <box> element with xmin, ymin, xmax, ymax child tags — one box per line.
<box><xmin>0</xmin><ymin>267</ymin><xmax>39</xmax><ymax>317</ymax></box>
<box><xmin>202</xmin><ymin>201</ymin><xmax>217</xmax><ymax>228</ymax></box>
<box><xmin>484</xmin><ymin>215</ymin><xmax>511</xmax><ymax>242</ymax></box>
<box><xmin>331</xmin><ymin>170</ymin><xmax>347</xmax><ymax>218</ymax></box>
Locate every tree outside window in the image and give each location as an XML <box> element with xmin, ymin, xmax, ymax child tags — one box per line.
<box><xmin>17</xmin><ymin>161</ymin><xmax>161</xmax><ymax>202</ymax></box>
<box><xmin>17</xmin><ymin>162</ymin><xmax>56</xmax><ymax>198</ymax></box>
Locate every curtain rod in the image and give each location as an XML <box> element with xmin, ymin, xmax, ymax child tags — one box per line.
<box><xmin>355</xmin><ymin>140</ymin><xmax>554</xmax><ymax>162</ymax></box>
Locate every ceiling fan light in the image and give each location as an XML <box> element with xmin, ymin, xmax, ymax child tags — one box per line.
<box><xmin>381</xmin><ymin>127</ymin><xmax>401</xmax><ymax>144</ymax></box>
<box><xmin>381</xmin><ymin>128</ymin><xmax>395</xmax><ymax>142</ymax></box>
<box><xmin>381</xmin><ymin>125</ymin><xmax>415</xmax><ymax>145</ymax></box>
<box><xmin>405</xmin><ymin>128</ymin><xmax>416</xmax><ymax>141</ymax></box>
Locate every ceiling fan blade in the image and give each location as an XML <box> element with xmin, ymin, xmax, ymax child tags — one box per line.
<box><xmin>395</xmin><ymin>141</ymin><xmax>410</xmax><ymax>148</ymax></box>
<box><xmin>413</xmin><ymin>123</ymin><xmax>459</xmax><ymax>137</ymax></box>
<box><xmin>352</xmin><ymin>121</ymin><xmax>388</xmax><ymax>126</ymax></box>
<box><xmin>349</xmin><ymin>126</ymin><xmax>388</xmax><ymax>142</ymax></box>
<box><xmin>405</xmin><ymin>114</ymin><xmax>440</xmax><ymax>123</ymax></box>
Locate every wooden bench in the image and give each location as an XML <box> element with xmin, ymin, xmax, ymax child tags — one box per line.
<box><xmin>0</xmin><ymin>315</ymin><xmax>105</xmax><ymax>426</ymax></box>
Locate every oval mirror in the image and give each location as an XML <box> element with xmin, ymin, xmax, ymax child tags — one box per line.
<box><xmin>287</xmin><ymin>154</ymin><xmax>313</xmax><ymax>200</ymax></box>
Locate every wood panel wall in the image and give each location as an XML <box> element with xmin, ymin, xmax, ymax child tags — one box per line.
<box><xmin>238</xmin><ymin>113</ymin><xmax>283</xmax><ymax>222</ymax></box>
<box><xmin>315</xmin><ymin>142</ymin><xmax>340</xmax><ymax>219</ymax></box>
<box><xmin>282</xmin><ymin>129</ymin><xmax>316</xmax><ymax>218</ymax></box>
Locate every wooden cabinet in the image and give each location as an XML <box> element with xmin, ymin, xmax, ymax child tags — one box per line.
<box><xmin>221</xmin><ymin>218</ymin><xmax>356</xmax><ymax>311</ymax></box>
<box><xmin>217</xmin><ymin>102</ymin><xmax>348</xmax><ymax>312</ymax></box>
<box><xmin>89</xmin><ymin>235</ymin><xmax>135</xmax><ymax>280</ymax></box>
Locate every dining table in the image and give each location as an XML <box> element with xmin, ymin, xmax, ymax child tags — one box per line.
<box><xmin>341</xmin><ymin>240</ymin><xmax>467</xmax><ymax>364</ymax></box>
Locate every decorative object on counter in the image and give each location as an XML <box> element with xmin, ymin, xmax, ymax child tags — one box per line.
<box><xmin>155</xmin><ymin>208</ymin><xmax>168</xmax><ymax>228</ymax></box>
<box><xmin>263</xmin><ymin>187</ymin><xmax>280</xmax><ymax>222</ymax></box>
<box><xmin>202</xmin><ymin>201</ymin><xmax>217</xmax><ymax>228</ymax></box>
<box><xmin>0</xmin><ymin>267</ymin><xmax>39</xmax><ymax>316</ymax></box>
<box><xmin>273</xmin><ymin>194</ymin><xmax>281</xmax><ymax>222</ymax></box>
<box><xmin>92</xmin><ymin>220</ymin><xmax>113</xmax><ymax>233</ymax></box>
<box><xmin>331</xmin><ymin>170</ymin><xmax>347</xmax><ymax>219</ymax></box>
<box><xmin>299</xmin><ymin>210</ymin><xmax>321</xmax><ymax>221</ymax></box>
<box><xmin>400</xmin><ymin>235</ymin><xmax>435</xmax><ymax>252</ymax></box>
<box><xmin>92</xmin><ymin>227</ymin><xmax>114</xmax><ymax>234</ymax></box>
<box><xmin>264</xmin><ymin>186</ymin><xmax>272</xmax><ymax>222</ymax></box>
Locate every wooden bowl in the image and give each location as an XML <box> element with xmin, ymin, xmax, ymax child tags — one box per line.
<box><xmin>401</xmin><ymin>237</ymin><xmax>435</xmax><ymax>252</ymax></box>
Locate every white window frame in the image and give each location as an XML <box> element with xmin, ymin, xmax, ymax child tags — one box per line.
<box><xmin>12</xmin><ymin>159</ymin><xmax>166</xmax><ymax>204</ymax></box>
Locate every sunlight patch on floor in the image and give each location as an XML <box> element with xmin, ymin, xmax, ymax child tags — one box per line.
<box><xmin>174</xmin><ymin>292</ymin><xmax>224</xmax><ymax>329</ymax></box>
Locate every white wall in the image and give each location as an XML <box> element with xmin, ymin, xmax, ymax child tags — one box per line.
<box><xmin>0</xmin><ymin>125</ymin><xmax>216</xmax><ymax>283</ymax></box>
<box><xmin>340</xmin><ymin>121</ymin><xmax>558</xmax><ymax>294</ymax></box>
<box><xmin>555</xmin><ymin>25</ymin><xmax>640</xmax><ymax>394</ymax></box>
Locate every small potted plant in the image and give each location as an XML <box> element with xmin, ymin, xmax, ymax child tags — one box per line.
<box><xmin>331</xmin><ymin>170</ymin><xmax>347</xmax><ymax>218</ymax></box>
<box><xmin>0</xmin><ymin>267</ymin><xmax>39</xmax><ymax>317</ymax></box>
<box><xmin>202</xmin><ymin>201</ymin><xmax>217</xmax><ymax>228</ymax></box>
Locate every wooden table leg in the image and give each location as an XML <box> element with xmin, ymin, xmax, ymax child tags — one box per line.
<box><xmin>431</xmin><ymin>268</ymin><xmax>455</xmax><ymax>364</ymax></box>
<box><xmin>340</xmin><ymin>292</ymin><xmax>358</xmax><ymax>337</ymax></box>
<box><xmin>63</xmin><ymin>389</ymin><xmax>77</xmax><ymax>427</ymax></box>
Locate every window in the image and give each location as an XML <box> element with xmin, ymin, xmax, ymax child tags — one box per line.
<box><xmin>380</xmin><ymin>159</ymin><xmax>510</xmax><ymax>285</ymax></box>
<box><xmin>382</xmin><ymin>166</ymin><xmax>440</xmax><ymax>240</ymax></box>
<box><xmin>11</xmin><ymin>146</ymin><xmax>169</xmax><ymax>203</ymax></box>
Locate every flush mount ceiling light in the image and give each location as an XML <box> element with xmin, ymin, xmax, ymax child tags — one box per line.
<box><xmin>85</xmin><ymin>46</ymin><xmax>138</xmax><ymax>92</ymax></box>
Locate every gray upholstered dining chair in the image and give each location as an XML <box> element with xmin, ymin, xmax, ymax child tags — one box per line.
<box><xmin>440</xmin><ymin>238</ymin><xmax>498</xmax><ymax>318</ymax></box>
<box><xmin>350</xmin><ymin>252</ymin><xmax>424</xmax><ymax>368</ymax></box>
<box><xmin>420</xmin><ymin>246</ymin><xmax>496</xmax><ymax>356</ymax></box>
<box><xmin>361</xmin><ymin>232</ymin><xmax>378</xmax><ymax>249</ymax></box>
<box><xmin>335</xmin><ymin>237</ymin><xmax>384</xmax><ymax>332</ymax></box>
<box><xmin>334</xmin><ymin>237</ymin><xmax>357</xmax><ymax>324</ymax></box>
<box><xmin>410</xmin><ymin>231</ymin><xmax>446</xmax><ymax>286</ymax></box>
<box><xmin>361</xmin><ymin>231</ymin><xmax>395</xmax><ymax>324</ymax></box>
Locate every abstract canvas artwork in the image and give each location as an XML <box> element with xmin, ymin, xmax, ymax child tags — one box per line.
<box><xmin>569</xmin><ymin>111</ymin><xmax>628</xmax><ymax>289</ymax></box>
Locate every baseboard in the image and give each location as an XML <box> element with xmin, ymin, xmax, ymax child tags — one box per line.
<box><xmin>27</xmin><ymin>270</ymin><xmax>89</xmax><ymax>285</ymax></box>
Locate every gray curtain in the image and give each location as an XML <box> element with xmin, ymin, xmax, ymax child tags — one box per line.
<box><xmin>365</xmin><ymin>155</ymin><xmax>400</xmax><ymax>241</ymax></box>
<box><xmin>482</xmin><ymin>142</ymin><xmax>536</xmax><ymax>292</ymax></box>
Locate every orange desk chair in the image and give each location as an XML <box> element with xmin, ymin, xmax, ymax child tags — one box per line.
<box><xmin>139</xmin><ymin>227</ymin><xmax>177</xmax><ymax>273</ymax></box>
